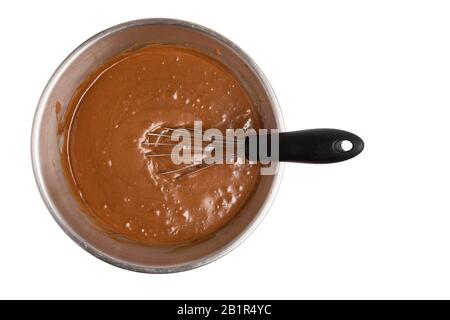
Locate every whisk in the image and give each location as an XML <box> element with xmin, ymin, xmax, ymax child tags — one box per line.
<box><xmin>142</xmin><ymin>127</ymin><xmax>364</xmax><ymax>179</ymax></box>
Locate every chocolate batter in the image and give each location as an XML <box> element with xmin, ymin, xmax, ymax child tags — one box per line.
<box><xmin>61</xmin><ymin>45</ymin><xmax>261</xmax><ymax>245</ymax></box>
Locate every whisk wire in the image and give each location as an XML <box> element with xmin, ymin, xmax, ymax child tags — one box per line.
<box><xmin>144</xmin><ymin>126</ymin><xmax>248</xmax><ymax>179</ymax></box>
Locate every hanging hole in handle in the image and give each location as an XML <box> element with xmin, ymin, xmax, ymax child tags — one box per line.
<box><xmin>335</xmin><ymin>139</ymin><xmax>353</xmax><ymax>152</ymax></box>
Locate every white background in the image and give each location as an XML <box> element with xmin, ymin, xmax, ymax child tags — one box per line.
<box><xmin>1</xmin><ymin>0</ymin><xmax>450</xmax><ymax>299</ymax></box>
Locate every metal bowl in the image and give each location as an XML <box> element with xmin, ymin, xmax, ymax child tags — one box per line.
<box><xmin>31</xmin><ymin>18</ymin><xmax>284</xmax><ymax>273</ymax></box>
